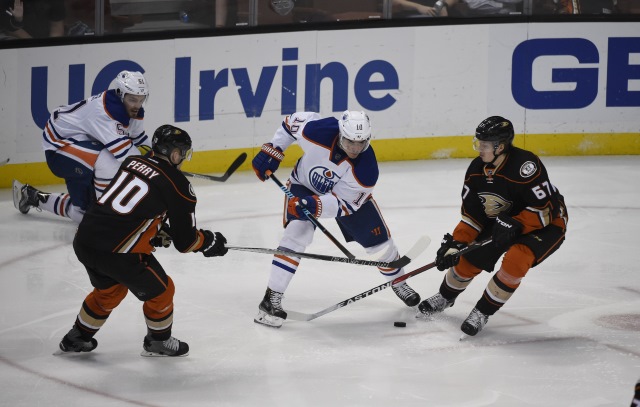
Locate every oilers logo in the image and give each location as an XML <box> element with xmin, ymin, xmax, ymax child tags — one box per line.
<box><xmin>309</xmin><ymin>166</ymin><xmax>337</xmax><ymax>194</ymax></box>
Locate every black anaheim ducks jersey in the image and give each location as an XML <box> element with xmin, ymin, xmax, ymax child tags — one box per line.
<box><xmin>76</xmin><ymin>154</ymin><xmax>203</xmax><ymax>254</ymax></box>
<box><xmin>454</xmin><ymin>146</ymin><xmax>568</xmax><ymax>242</ymax></box>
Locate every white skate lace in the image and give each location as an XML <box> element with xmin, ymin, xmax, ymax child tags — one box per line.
<box><xmin>269</xmin><ymin>291</ymin><xmax>284</xmax><ymax>310</ymax></box>
<box><xmin>426</xmin><ymin>293</ymin><xmax>448</xmax><ymax>311</ymax></box>
<box><xmin>163</xmin><ymin>337</ymin><xmax>180</xmax><ymax>352</ymax></box>
<box><xmin>393</xmin><ymin>283</ymin><xmax>415</xmax><ymax>300</ymax></box>
<box><xmin>466</xmin><ymin>309</ymin><xmax>487</xmax><ymax>328</ymax></box>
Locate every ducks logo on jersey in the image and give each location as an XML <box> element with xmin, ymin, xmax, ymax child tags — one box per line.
<box><xmin>478</xmin><ymin>192</ymin><xmax>512</xmax><ymax>218</ymax></box>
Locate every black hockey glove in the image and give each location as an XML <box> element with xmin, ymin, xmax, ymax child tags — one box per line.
<box><xmin>492</xmin><ymin>213</ymin><xmax>523</xmax><ymax>249</ymax></box>
<box><xmin>150</xmin><ymin>223</ymin><xmax>172</xmax><ymax>248</ymax></box>
<box><xmin>252</xmin><ymin>143</ymin><xmax>284</xmax><ymax>181</ymax></box>
<box><xmin>435</xmin><ymin>233</ymin><xmax>467</xmax><ymax>271</ymax></box>
<box><xmin>199</xmin><ymin>230</ymin><xmax>228</xmax><ymax>257</ymax></box>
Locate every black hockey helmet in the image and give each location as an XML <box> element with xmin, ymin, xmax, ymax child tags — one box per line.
<box><xmin>475</xmin><ymin>116</ymin><xmax>514</xmax><ymax>145</ymax></box>
<box><xmin>152</xmin><ymin>125</ymin><xmax>193</xmax><ymax>162</ymax></box>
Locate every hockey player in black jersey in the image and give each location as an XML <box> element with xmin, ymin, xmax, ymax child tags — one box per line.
<box><xmin>417</xmin><ymin>116</ymin><xmax>568</xmax><ymax>336</ymax></box>
<box><xmin>57</xmin><ymin>125</ymin><xmax>228</xmax><ymax>356</ymax></box>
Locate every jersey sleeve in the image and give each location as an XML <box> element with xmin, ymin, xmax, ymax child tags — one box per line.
<box><xmin>512</xmin><ymin>159</ymin><xmax>562</xmax><ymax>234</ymax></box>
<box><xmin>162</xmin><ymin>175</ymin><xmax>203</xmax><ymax>253</ymax></box>
<box><xmin>270</xmin><ymin>112</ymin><xmax>322</xmax><ymax>151</ymax></box>
<box><xmin>452</xmin><ymin>221</ymin><xmax>480</xmax><ymax>244</ymax></box>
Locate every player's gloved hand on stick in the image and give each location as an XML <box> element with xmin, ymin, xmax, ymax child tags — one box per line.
<box><xmin>252</xmin><ymin>143</ymin><xmax>284</xmax><ymax>181</ymax></box>
<box><xmin>435</xmin><ymin>233</ymin><xmax>467</xmax><ymax>271</ymax></box>
<box><xmin>198</xmin><ymin>230</ymin><xmax>228</xmax><ymax>257</ymax></box>
<box><xmin>287</xmin><ymin>195</ymin><xmax>322</xmax><ymax>219</ymax></box>
<box><xmin>150</xmin><ymin>223</ymin><xmax>172</xmax><ymax>248</ymax></box>
<box><xmin>492</xmin><ymin>213</ymin><xmax>523</xmax><ymax>249</ymax></box>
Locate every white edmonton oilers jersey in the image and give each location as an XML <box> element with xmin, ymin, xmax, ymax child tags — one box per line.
<box><xmin>42</xmin><ymin>89</ymin><xmax>148</xmax><ymax>161</ymax></box>
<box><xmin>270</xmin><ymin>112</ymin><xmax>379</xmax><ymax>219</ymax></box>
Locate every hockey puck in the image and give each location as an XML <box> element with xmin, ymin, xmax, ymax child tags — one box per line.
<box><xmin>393</xmin><ymin>321</ymin><xmax>406</xmax><ymax>327</ymax></box>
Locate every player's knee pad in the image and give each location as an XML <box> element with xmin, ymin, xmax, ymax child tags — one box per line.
<box><xmin>500</xmin><ymin>243</ymin><xmax>535</xmax><ymax>283</ymax></box>
<box><xmin>366</xmin><ymin>240</ymin><xmax>402</xmax><ymax>279</ymax></box>
<box><xmin>88</xmin><ymin>284</ymin><xmax>128</xmax><ymax>313</ymax></box>
<box><xmin>280</xmin><ymin>220</ymin><xmax>315</xmax><ymax>252</ymax></box>
<box><xmin>143</xmin><ymin>276</ymin><xmax>175</xmax><ymax>319</ymax></box>
<box><xmin>453</xmin><ymin>256</ymin><xmax>482</xmax><ymax>279</ymax></box>
<box><xmin>364</xmin><ymin>238</ymin><xmax>398</xmax><ymax>262</ymax></box>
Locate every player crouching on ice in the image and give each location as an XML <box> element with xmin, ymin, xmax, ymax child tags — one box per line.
<box><xmin>14</xmin><ymin>70</ymin><xmax>151</xmax><ymax>223</ymax></box>
<box><xmin>57</xmin><ymin>125</ymin><xmax>228</xmax><ymax>357</ymax></box>
<box><xmin>251</xmin><ymin>110</ymin><xmax>422</xmax><ymax>328</ymax></box>
<box><xmin>417</xmin><ymin>116</ymin><xmax>568</xmax><ymax>337</ymax></box>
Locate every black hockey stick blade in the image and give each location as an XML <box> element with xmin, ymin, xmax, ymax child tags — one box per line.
<box><xmin>285</xmin><ymin>238</ymin><xmax>492</xmax><ymax>322</ymax></box>
<box><xmin>183</xmin><ymin>152</ymin><xmax>247</xmax><ymax>182</ymax></box>
<box><xmin>228</xmin><ymin>235</ymin><xmax>430</xmax><ymax>269</ymax></box>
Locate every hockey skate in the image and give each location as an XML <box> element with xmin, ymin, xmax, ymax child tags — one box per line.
<box><xmin>416</xmin><ymin>293</ymin><xmax>455</xmax><ymax>318</ymax></box>
<box><xmin>460</xmin><ymin>308</ymin><xmax>489</xmax><ymax>336</ymax></box>
<box><xmin>392</xmin><ymin>282</ymin><xmax>421</xmax><ymax>307</ymax></box>
<box><xmin>254</xmin><ymin>287</ymin><xmax>287</xmax><ymax>328</ymax></box>
<box><xmin>57</xmin><ymin>326</ymin><xmax>98</xmax><ymax>354</ymax></box>
<box><xmin>12</xmin><ymin>180</ymin><xmax>50</xmax><ymax>214</ymax></box>
<box><xmin>141</xmin><ymin>335</ymin><xmax>189</xmax><ymax>357</ymax></box>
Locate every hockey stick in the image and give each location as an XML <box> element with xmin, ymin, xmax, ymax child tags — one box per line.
<box><xmin>267</xmin><ymin>171</ymin><xmax>356</xmax><ymax>259</ymax></box>
<box><xmin>285</xmin><ymin>238</ymin><xmax>493</xmax><ymax>322</ymax></box>
<box><xmin>183</xmin><ymin>152</ymin><xmax>247</xmax><ymax>182</ymax></box>
<box><xmin>227</xmin><ymin>235</ymin><xmax>430</xmax><ymax>269</ymax></box>
<box><xmin>0</xmin><ymin>158</ymin><xmax>9</xmax><ymax>167</ymax></box>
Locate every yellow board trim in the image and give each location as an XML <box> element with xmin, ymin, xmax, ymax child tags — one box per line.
<box><xmin>1</xmin><ymin>133</ymin><xmax>638</xmax><ymax>189</ymax></box>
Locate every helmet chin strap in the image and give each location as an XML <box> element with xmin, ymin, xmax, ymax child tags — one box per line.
<box><xmin>487</xmin><ymin>143</ymin><xmax>506</xmax><ymax>166</ymax></box>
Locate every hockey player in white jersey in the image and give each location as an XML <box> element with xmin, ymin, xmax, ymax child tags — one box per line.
<box><xmin>13</xmin><ymin>70</ymin><xmax>150</xmax><ymax>223</ymax></box>
<box><xmin>252</xmin><ymin>110</ymin><xmax>422</xmax><ymax>328</ymax></box>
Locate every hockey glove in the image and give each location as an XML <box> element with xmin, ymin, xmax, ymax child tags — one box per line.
<box><xmin>198</xmin><ymin>229</ymin><xmax>228</xmax><ymax>257</ymax></box>
<box><xmin>492</xmin><ymin>213</ymin><xmax>523</xmax><ymax>249</ymax></box>
<box><xmin>150</xmin><ymin>223</ymin><xmax>172</xmax><ymax>248</ymax></box>
<box><xmin>252</xmin><ymin>143</ymin><xmax>284</xmax><ymax>181</ymax></box>
<box><xmin>435</xmin><ymin>233</ymin><xmax>467</xmax><ymax>271</ymax></box>
<box><xmin>287</xmin><ymin>195</ymin><xmax>322</xmax><ymax>219</ymax></box>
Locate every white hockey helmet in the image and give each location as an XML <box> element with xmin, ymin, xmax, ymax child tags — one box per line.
<box><xmin>338</xmin><ymin>110</ymin><xmax>372</xmax><ymax>152</ymax></box>
<box><xmin>112</xmin><ymin>70</ymin><xmax>149</xmax><ymax>102</ymax></box>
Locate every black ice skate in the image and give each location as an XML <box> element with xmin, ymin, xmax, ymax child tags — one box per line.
<box><xmin>392</xmin><ymin>282</ymin><xmax>421</xmax><ymax>307</ymax></box>
<box><xmin>58</xmin><ymin>326</ymin><xmax>98</xmax><ymax>353</ymax></box>
<box><xmin>141</xmin><ymin>335</ymin><xmax>189</xmax><ymax>357</ymax></box>
<box><xmin>460</xmin><ymin>307</ymin><xmax>489</xmax><ymax>336</ymax></box>
<box><xmin>12</xmin><ymin>180</ymin><xmax>50</xmax><ymax>214</ymax></box>
<box><xmin>254</xmin><ymin>287</ymin><xmax>287</xmax><ymax>328</ymax></box>
<box><xmin>417</xmin><ymin>293</ymin><xmax>455</xmax><ymax>318</ymax></box>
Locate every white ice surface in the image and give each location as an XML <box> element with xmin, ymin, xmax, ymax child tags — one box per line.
<box><xmin>0</xmin><ymin>156</ymin><xmax>638</xmax><ymax>407</ymax></box>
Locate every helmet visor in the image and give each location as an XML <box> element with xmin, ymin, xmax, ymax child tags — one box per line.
<box><xmin>181</xmin><ymin>147</ymin><xmax>193</xmax><ymax>162</ymax></box>
<box><xmin>339</xmin><ymin>136</ymin><xmax>368</xmax><ymax>156</ymax></box>
<box><xmin>473</xmin><ymin>137</ymin><xmax>496</xmax><ymax>153</ymax></box>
